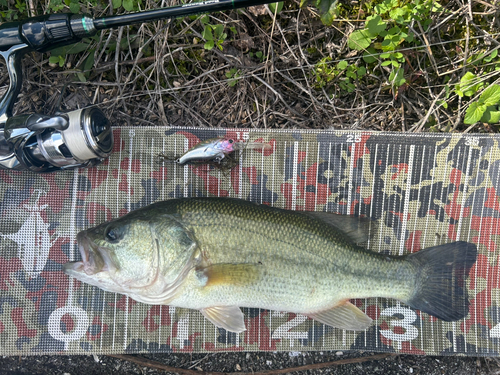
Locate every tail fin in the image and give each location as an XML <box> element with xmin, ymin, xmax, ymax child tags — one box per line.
<box><xmin>405</xmin><ymin>241</ymin><xmax>477</xmax><ymax>321</ymax></box>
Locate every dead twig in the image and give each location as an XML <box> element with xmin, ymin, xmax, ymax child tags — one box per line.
<box><xmin>108</xmin><ymin>352</ymin><xmax>398</xmax><ymax>375</ymax></box>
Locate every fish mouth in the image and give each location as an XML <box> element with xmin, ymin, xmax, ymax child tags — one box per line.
<box><xmin>64</xmin><ymin>231</ymin><xmax>114</xmax><ymax>276</ymax></box>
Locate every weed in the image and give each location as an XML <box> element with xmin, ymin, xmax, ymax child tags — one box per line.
<box><xmin>455</xmin><ymin>72</ymin><xmax>500</xmax><ymax>124</ymax></box>
<box><xmin>225</xmin><ymin>68</ymin><xmax>241</xmax><ymax>87</ymax></box>
<box><xmin>313</xmin><ymin>57</ymin><xmax>365</xmax><ymax>94</ymax></box>
<box><xmin>112</xmin><ymin>0</ymin><xmax>143</xmax><ymax>12</ymax></box>
<box><xmin>301</xmin><ymin>0</ymin><xmax>339</xmax><ymax>25</ymax></box>
<box><xmin>269</xmin><ymin>2</ymin><xmax>284</xmax><ymax>14</ymax></box>
<box><xmin>249</xmin><ymin>50</ymin><xmax>266</xmax><ymax>62</ymax></box>
<box><xmin>347</xmin><ymin>0</ymin><xmax>442</xmax><ymax>89</ymax></box>
<box><xmin>201</xmin><ymin>15</ymin><xmax>227</xmax><ymax>51</ymax></box>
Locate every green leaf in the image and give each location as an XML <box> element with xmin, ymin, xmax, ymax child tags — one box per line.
<box><xmin>464</xmin><ymin>102</ymin><xmax>487</xmax><ymax>124</ymax></box>
<box><xmin>200</xmin><ymin>15</ymin><xmax>209</xmax><ymax>24</ymax></box>
<box><xmin>316</xmin><ymin>0</ymin><xmax>338</xmax><ymax>26</ymax></box>
<box><xmin>481</xmin><ymin>108</ymin><xmax>500</xmax><ymax>123</ymax></box>
<box><xmin>49</xmin><ymin>56</ymin><xmax>60</xmax><ymax>64</ymax></box>
<box><xmin>112</xmin><ymin>0</ymin><xmax>121</xmax><ymax>9</ymax></box>
<box><xmin>389</xmin><ymin>67</ymin><xmax>406</xmax><ymax>87</ymax></box>
<box><xmin>202</xmin><ymin>26</ymin><xmax>213</xmax><ymax>41</ymax></box>
<box><xmin>123</xmin><ymin>0</ymin><xmax>134</xmax><ymax>11</ymax></box>
<box><xmin>387</xmin><ymin>26</ymin><xmax>401</xmax><ymax>35</ymax></box>
<box><xmin>204</xmin><ymin>40</ymin><xmax>214</xmax><ymax>50</ymax></box>
<box><xmin>363</xmin><ymin>48</ymin><xmax>378</xmax><ymax>63</ymax></box>
<box><xmin>357</xmin><ymin>66</ymin><xmax>366</xmax><ymax>77</ymax></box>
<box><xmin>366</xmin><ymin>15</ymin><xmax>386</xmax><ymax>36</ymax></box>
<box><xmin>49</xmin><ymin>41</ymin><xmax>90</xmax><ymax>56</ymax></box>
<box><xmin>389</xmin><ymin>7</ymin><xmax>406</xmax><ymax>22</ymax></box>
<box><xmin>381</xmin><ymin>60</ymin><xmax>392</xmax><ymax>66</ymax></box>
<box><xmin>337</xmin><ymin>60</ymin><xmax>348</xmax><ymax>70</ymax></box>
<box><xmin>213</xmin><ymin>24</ymin><xmax>224</xmax><ymax>38</ymax></box>
<box><xmin>479</xmin><ymin>84</ymin><xmax>500</xmax><ymax>107</ymax></box>
<box><xmin>381</xmin><ymin>34</ymin><xmax>399</xmax><ymax>51</ymax></box>
<box><xmin>82</xmin><ymin>52</ymin><xmax>95</xmax><ymax>72</ymax></box>
<box><xmin>348</xmin><ymin>30</ymin><xmax>373</xmax><ymax>51</ymax></box>
<box><xmin>483</xmin><ymin>49</ymin><xmax>498</xmax><ymax>63</ymax></box>
<box><xmin>438</xmin><ymin>100</ymin><xmax>448</xmax><ymax>109</ymax></box>
<box><xmin>77</xmin><ymin>72</ymin><xmax>87</xmax><ymax>83</ymax></box>
<box><xmin>455</xmin><ymin>72</ymin><xmax>483</xmax><ymax>97</ymax></box>
<box><xmin>269</xmin><ymin>2</ymin><xmax>283</xmax><ymax>13</ymax></box>
<box><xmin>346</xmin><ymin>70</ymin><xmax>356</xmax><ymax>79</ymax></box>
<box><xmin>69</xmin><ymin>1</ymin><xmax>79</xmax><ymax>13</ymax></box>
<box><xmin>393</xmin><ymin>52</ymin><xmax>404</xmax><ymax>60</ymax></box>
<box><xmin>374</xmin><ymin>3</ymin><xmax>388</xmax><ymax>14</ymax></box>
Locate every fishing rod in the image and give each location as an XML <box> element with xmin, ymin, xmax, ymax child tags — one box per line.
<box><xmin>0</xmin><ymin>0</ymin><xmax>277</xmax><ymax>173</ymax></box>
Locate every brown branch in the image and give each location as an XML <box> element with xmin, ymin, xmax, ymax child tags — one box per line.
<box><xmin>108</xmin><ymin>352</ymin><xmax>398</xmax><ymax>375</ymax></box>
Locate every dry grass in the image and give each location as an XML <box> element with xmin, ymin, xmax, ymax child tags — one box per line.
<box><xmin>5</xmin><ymin>0</ymin><xmax>500</xmax><ymax>132</ymax></box>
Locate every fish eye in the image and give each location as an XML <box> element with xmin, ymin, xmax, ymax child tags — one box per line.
<box><xmin>228</xmin><ymin>139</ymin><xmax>234</xmax><ymax>143</ymax></box>
<box><xmin>105</xmin><ymin>227</ymin><xmax>121</xmax><ymax>243</ymax></box>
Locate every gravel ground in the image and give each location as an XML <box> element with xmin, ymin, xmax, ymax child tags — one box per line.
<box><xmin>1</xmin><ymin>351</ymin><xmax>500</xmax><ymax>374</ymax></box>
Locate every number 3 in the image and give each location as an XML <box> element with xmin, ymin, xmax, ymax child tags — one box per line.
<box><xmin>379</xmin><ymin>306</ymin><xmax>419</xmax><ymax>349</ymax></box>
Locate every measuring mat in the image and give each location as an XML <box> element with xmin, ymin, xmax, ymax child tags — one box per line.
<box><xmin>0</xmin><ymin>127</ymin><xmax>499</xmax><ymax>356</ymax></box>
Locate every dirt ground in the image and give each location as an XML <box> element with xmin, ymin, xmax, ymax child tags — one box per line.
<box><xmin>1</xmin><ymin>350</ymin><xmax>500</xmax><ymax>375</ymax></box>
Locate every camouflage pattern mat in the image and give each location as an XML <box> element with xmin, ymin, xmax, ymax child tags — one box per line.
<box><xmin>1</xmin><ymin>127</ymin><xmax>500</xmax><ymax>356</ymax></box>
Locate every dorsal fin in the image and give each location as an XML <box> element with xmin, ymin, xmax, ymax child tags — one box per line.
<box><xmin>302</xmin><ymin>211</ymin><xmax>376</xmax><ymax>244</ymax></box>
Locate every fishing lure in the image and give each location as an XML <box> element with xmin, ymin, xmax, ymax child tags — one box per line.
<box><xmin>176</xmin><ymin>138</ymin><xmax>236</xmax><ymax>165</ymax></box>
<box><xmin>171</xmin><ymin>137</ymin><xmax>270</xmax><ymax>166</ymax></box>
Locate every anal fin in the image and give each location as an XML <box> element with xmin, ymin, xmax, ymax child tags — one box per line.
<box><xmin>201</xmin><ymin>306</ymin><xmax>246</xmax><ymax>333</ymax></box>
<box><xmin>307</xmin><ymin>301</ymin><xmax>372</xmax><ymax>331</ymax></box>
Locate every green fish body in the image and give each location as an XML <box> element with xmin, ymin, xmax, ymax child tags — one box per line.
<box><xmin>64</xmin><ymin>197</ymin><xmax>477</xmax><ymax>333</ymax></box>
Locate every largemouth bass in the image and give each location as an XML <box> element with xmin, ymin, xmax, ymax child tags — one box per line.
<box><xmin>64</xmin><ymin>197</ymin><xmax>477</xmax><ymax>333</ymax></box>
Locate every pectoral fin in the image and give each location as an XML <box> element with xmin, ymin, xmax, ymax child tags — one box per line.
<box><xmin>201</xmin><ymin>306</ymin><xmax>246</xmax><ymax>332</ymax></box>
<box><xmin>197</xmin><ymin>263</ymin><xmax>260</xmax><ymax>287</ymax></box>
<box><xmin>307</xmin><ymin>301</ymin><xmax>372</xmax><ymax>330</ymax></box>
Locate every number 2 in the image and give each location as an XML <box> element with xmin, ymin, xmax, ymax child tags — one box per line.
<box><xmin>271</xmin><ymin>315</ymin><xmax>308</xmax><ymax>347</ymax></box>
<box><xmin>347</xmin><ymin>134</ymin><xmax>361</xmax><ymax>143</ymax></box>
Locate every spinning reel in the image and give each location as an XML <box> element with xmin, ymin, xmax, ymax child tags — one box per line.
<box><xmin>0</xmin><ymin>15</ymin><xmax>113</xmax><ymax>172</ymax></box>
<box><xmin>0</xmin><ymin>0</ymin><xmax>274</xmax><ymax>172</ymax></box>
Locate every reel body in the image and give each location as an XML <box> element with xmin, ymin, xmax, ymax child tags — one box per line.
<box><xmin>1</xmin><ymin>108</ymin><xmax>113</xmax><ymax>172</ymax></box>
